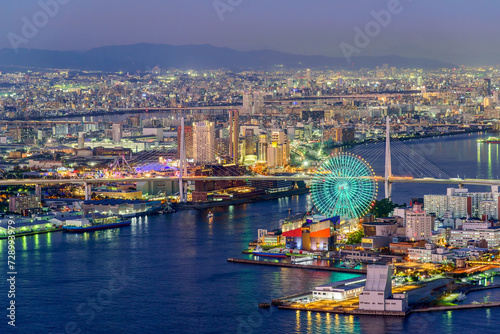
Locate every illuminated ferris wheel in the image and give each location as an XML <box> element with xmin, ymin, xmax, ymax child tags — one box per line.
<box><xmin>311</xmin><ymin>153</ymin><xmax>378</xmax><ymax>220</ymax></box>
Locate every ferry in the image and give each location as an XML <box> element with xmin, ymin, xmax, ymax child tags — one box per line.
<box><xmin>63</xmin><ymin>216</ymin><xmax>131</xmax><ymax>233</ymax></box>
<box><xmin>478</xmin><ymin>137</ymin><xmax>500</xmax><ymax>144</ymax></box>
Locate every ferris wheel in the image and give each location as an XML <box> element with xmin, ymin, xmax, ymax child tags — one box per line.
<box><xmin>310</xmin><ymin>153</ymin><xmax>378</xmax><ymax>220</ymax></box>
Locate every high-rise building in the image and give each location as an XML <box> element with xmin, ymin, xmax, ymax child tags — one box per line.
<box><xmin>242</xmin><ymin>93</ymin><xmax>252</xmax><ymax>114</ymax></box>
<box><xmin>229</xmin><ymin>110</ymin><xmax>239</xmax><ymax>164</ymax></box>
<box><xmin>425</xmin><ymin>187</ymin><xmax>499</xmax><ymax>219</ymax></box>
<box><xmin>112</xmin><ymin>123</ymin><xmax>122</xmax><ymax>143</ymax></box>
<box><xmin>78</xmin><ymin>132</ymin><xmax>86</xmax><ymax>149</ymax></box>
<box><xmin>483</xmin><ymin>78</ymin><xmax>492</xmax><ymax>96</ymax></box>
<box><xmin>193</xmin><ymin>121</ymin><xmax>215</xmax><ymax>164</ymax></box>
<box><xmin>9</xmin><ymin>195</ymin><xmax>42</xmax><ymax>215</ymax></box>
<box><xmin>215</xmin><ymin>137</ymin><xmax>230</xmax><ymax>161</ymax></box>
<box><xmin>258</xmin><ymin>134</ymin><xmax>268</xmax><ymax>162</ymax></box>
<box><xmin>177</xmin><ymin>125</ymin><xmax>193</xmax><ymax>160</ymax></box>
<box><xmin>424</xmin><ymin>195</ymin><xmax>449</xmax><ymax>217</ymax></box>
<box><xmin>253</xmin><ymin>92</ymin><xmax>265</xmax><ymax>114</ymax></box>
<box><xmin>266</xmin><ymin>131</ymin><xmax>290</xmax><ymax>168</ymax></box>
<box><xmin>405</xmin><ymin>205</ymin><xmax>433</xmax><ymax>241</ymax></box>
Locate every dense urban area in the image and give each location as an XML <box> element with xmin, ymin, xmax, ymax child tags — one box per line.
<box><xmin>2</xmin><ymin>64</ymin><xmax>500</xmax><ymax>319</ymax></box>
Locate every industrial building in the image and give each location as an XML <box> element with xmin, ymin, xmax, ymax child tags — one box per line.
<box><xmin>358</xmin><ymin>265</ymin><xmax>409</xmax><ymax>312</ymax></box>
<box><xmin>313</xmin><ymin>277</ymin><xmax>366</xmax><ymax>301</ymax></box>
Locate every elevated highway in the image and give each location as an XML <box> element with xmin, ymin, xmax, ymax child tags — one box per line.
<box><xmin>0</xmin><ymin>176</ymin><xmax>499</xmax><ymax>186</ymax></box>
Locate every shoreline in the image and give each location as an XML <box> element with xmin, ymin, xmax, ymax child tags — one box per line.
<box><xmin>0</xmin><ymin>228</ymin><xmax>63</xmax><ymax>240</ymax></box>
<box><xmin>270</xmin><ymin>276</ymin><xmax>500</xmax><ymax>318</ymax></box>
<box><xmin>227</xmin><ymin>257</ymin><xmax>367</xmax><ymax>274</ymax></box>
<box><xmin>174</xmin><ymin>187</ymin><xmax>310</xmax><ymax>210</ymax></box>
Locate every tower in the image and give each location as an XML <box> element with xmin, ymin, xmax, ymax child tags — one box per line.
<box><xmin>229</xmin><ymin>109</ymin><xmax>239</xmax><ymax>164</ymax></box>
<box><xmin>385</xmin><ymin>116</ymin><xmax>392</xmax><ymax>200</ymax></box>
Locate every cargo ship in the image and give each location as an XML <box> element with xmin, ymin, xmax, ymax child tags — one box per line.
<box><xmin>478</xmin><ymin>137</ymin><xmax>500</xmax><ymax>144</ymax></box>
<box><xmin>62</xmin><ymin>216</ymin><xmax>131</xmax><ymax>233</ymax></box>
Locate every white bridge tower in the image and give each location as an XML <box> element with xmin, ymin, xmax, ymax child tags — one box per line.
<box><xmin>385</xmin><ymin>116</ymin><xmax>392</xmax><ymax>200</ymax></box>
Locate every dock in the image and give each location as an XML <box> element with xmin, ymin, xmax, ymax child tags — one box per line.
<box><xmin>276</xmin><ymin>304</ymin><xmax>409</xmax><ymax>317</ymax></box>
<box><xmin>175</xmin><ymin>188</ymin><xmax>310</xmax><ymax>210</ymax></box>
<box><xmin>0</xmin><ymin>228</ymin><xmax>63</xmax><ymax>240</ymax></box>
<box><xmin>412</xmin><ymin>302</ymin><xmax>500</xmax><ymax>313</ymax></box>
<box><xmin>227</xmin><ymin>258</ymin><xmax>367</xmax><ymax>274</ymax></box>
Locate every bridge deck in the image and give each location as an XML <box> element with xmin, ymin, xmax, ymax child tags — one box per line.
<box><xmin>0</xmin><ymin>176</ymin><xmax>498</xmax><ymax>186</ymax></box>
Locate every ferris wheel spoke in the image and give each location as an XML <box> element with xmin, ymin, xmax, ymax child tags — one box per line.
<box><xmin>311</xmin><ymin>153</ymin><xmax>377</xmax><ymax>220</ymax></box>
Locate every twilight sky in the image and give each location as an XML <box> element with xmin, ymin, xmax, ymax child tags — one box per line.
<box><xmin>2</xmin><ymin>0</ymin><xmax>499</xmax><ymax>64</ymax></box>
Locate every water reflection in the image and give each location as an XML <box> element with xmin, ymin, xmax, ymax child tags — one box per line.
<box><xmin>325</xmin><ymin>313</ymin><xmax>331</xmax><ymax>332</ymax></box>
<box><xmin>295</xmin><ymin>310</ymin><xmax>301</xmax><ymax>333</ymax></box>
<box><xmin>488</xmin><ymin>144</ymin><xmax>492</xmax><ymax>179</ymax></box>
<box><xmin>307</xmin><ymin>311</ymin><xmax>312</xmax><ymax>333</ymax></box>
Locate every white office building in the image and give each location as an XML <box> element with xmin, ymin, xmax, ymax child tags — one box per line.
<box><xmin>450</xmin><ymin>221</ymin><xmax>500</xmax><ymax>248</ymax></box>
<box><xmin>425</xmin><ymin>187</ymin><xmax>500</xmax><ymax>219</ymax></box>
<box><xmin>358</xmin><ymin>265</ymin><xmax>409</xmax><ymax>312</ymax></box>
<box><xmin>313</xmin><ymin>277</ymin><xmax>366</xmax><ymax>301</ymax></box>
<box><xmin>406</xmin><ymin>205</ymin><xmax>433</xmax><ymax>241</ymax></box>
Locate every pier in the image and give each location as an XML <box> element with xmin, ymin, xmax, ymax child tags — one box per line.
<box><xmin>227</xmin><ymin>258</ymin><xmax>367</xmax><ymax>274</ymax></box>
<box><xmin>412</xmin><ymin>302</ymin><xmax>500</xmax><ymax>313</ymax></box>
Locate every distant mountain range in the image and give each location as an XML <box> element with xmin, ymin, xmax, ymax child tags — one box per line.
<box><xmin>0</xmin><ymin>43</ymin><xmax>455</xmax><ymax>72</ymax></box>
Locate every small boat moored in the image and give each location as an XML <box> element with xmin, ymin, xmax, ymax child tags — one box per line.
<box><xmin>252</xmin><ymin>245</ymin><xmax>287</xmax><ymax>258</ymax></box>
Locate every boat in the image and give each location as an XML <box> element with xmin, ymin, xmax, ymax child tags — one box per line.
<box><xmin>478</xmin><ymin>137</ymin><xmax>500</xmax><ymax>144</ymax></box>
<box><xmin>253</xmin><ymin>245</ymin><xmax>286</xmax><ymax>258</ymax></box>
<box><xmin>456</xmin><ymin>292</ymin><xmax>467</xmax><ymax>302</ymax></box>
<box><xmin>291</xmin><ymin>256</ymin><xmax>314</xmax><ymax>264</ymax></box>
<box><xmin>286</xmin><ymin>252</ymin><xmax>313</xmax><ymax>257</ymax></box>
<box><xmin>339</xmin><ymin>260</ymin><xmax>358</xmax><ymax>268</ymax></box>
<box><xmin>253</xmin><ymin>252</ymin><xmax>287</xmax><ymax>258</ymax></box>
<box><xmin>120</xmin><ymin>206</ymin><xmax>161</xmax><ymax>218</ymax></box>
<box><xmin>63</xmin><ymin>216</ymin><xmax>131</xmax><ymax>233</ymax></box>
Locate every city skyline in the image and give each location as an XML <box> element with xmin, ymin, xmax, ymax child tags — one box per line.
<box><xmin>3</xmin><ymin>2</ymin><xmax>500</xmax><ymax>333</ymax></box>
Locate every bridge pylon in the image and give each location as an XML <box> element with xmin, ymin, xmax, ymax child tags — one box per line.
<box><xmin>385</xmin><ymin>116</ymin><xmax>392</xmax><ymax>200</ymax></box>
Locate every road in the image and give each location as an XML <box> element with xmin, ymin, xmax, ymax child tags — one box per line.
<box><xmin>0</xmin><ymin>175</ymin><xmax>498</xmax><ymax>186</ymax></box>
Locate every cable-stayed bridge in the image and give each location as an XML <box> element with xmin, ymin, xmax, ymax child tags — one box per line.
<box><xmin>2</xmin><ymin>117</ymin><xmax>499</xmax><ymax>201</ymax></box>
